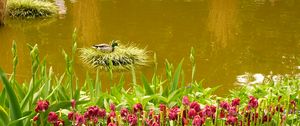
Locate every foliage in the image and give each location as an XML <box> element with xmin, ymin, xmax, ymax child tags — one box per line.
<box><xmin>7</xmin><ymin>0</ymin><xmax>58</xmax><ymax>18</ymax></box>
<box><xmin>79</xmin><ymin>42</ymin><xmax>148</xmax><ymax>70</ymax></box>
<box><xmin>0</xmin><ymin>30</ymin><xmax>299</xmax><ymax>125</ymax></box>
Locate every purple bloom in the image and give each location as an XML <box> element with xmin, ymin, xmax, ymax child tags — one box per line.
<box><xmin>133</xmin><ymin>103</ymin><xmax>143</xmax><ymax>113</ymax></box>
<box><xmin>192</xmin><ymin>115</ymin><xmax>205</xmax><ymax>126</ymax></box>
<box><xmin>220</xmin><ymin>101</ymin><xmax>230</xmax><ymax>110</ymax></box>
<box><xmin>190</xmin><ymin>102</ymin><xmax>201</xmax><ymax>112</ymax></box>
<box><xmin>226</xmin><ymin>116</ymin><xmax>237</xmax><ymax>125</ymax></box>
<box><xmin>168</xmin><ymin>106</ymin><xmax>180</xmax><ymax>120</ymax></box>
<box><xmin>121</xmin><ymin>108</ymin><xmax>129</xmax><ymax>121</ymax></box>
<box><xmin>71</xmin><ymin>99</ymin><xmax>76</xmax><ymax>109</ymax></box>
<box><xmin>182</xmin><ymin>96</ymin><xmax>190</xmax><ymax>106</ymax></box>
<box><xmin>48</xmin><ymin>112</ymin><xmax>58</xmax><ymax>123</ymax></box>
<box><xmin>188</xmin><ymin>108</ymin><xmax>197</xmax><ymax>119</ymax></box>
<box><xmin>128</xmin><ymin>114</ymin><xmax>138</xmax><ymax>126</ymax></box>
<box><xmin>110</xmin><ymin>103</ymin><xmax>116</xmax><ymax>111</ymax></box>
<box><xmin>35</xmin><ymin>100</ymin><xmax>49</xmax><ymax>112</ymax></box>
<box><xmin>248</xmin><ymin>96</ymin><xmax>258</xmax><ymax>109</ymax></box>
<box><xmin>231</xmin><ymin>98</ymin><xmax>240</xmax><ymax>107</ymax></box>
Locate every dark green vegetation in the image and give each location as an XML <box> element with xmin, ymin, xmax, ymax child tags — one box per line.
<box><xmin>7</xmin><ymin>0</ymin><xmax>57</xmax><ymax>18</ymax></box>
<box><xmin>0</xmin><ymin>30</ymin><xmax>299</xmax><ymax>125</ymax></box>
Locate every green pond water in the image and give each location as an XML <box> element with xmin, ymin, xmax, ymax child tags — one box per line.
<box><xmin>1</xmin><ymin>0</ymin><xmax>300</xmax><ymax>95</ymax></box>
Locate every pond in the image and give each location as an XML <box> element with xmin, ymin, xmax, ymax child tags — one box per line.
<box><xmin>0</xmin><ymin>0</ymin><xmax>300</xmax><ymax>95</ymax></box>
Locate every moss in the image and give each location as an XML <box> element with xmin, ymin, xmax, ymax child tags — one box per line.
<box><xmin>79</xmin><ymin>43</ymin><xmax>149</xmax><ymax>71</ymax></box>
<box><xmin>7</xmin><ymin>0</ymin><xmax>57</xmax><ymax>18</ymax></box>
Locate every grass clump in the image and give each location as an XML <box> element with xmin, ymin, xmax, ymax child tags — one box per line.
<box><xmin>80</xmin><ymin>42</ymin><xmax>148</xmax><ymax>70</ymax></box>
<box><xmin>7</xmin><ymin>0</ymin><xmax>57</xmax><ymax>18</ymax></box>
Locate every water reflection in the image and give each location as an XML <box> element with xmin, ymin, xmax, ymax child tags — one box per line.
<box><xmin>207</xmin><ymin>0</ymin><xmax>239</xmax><ymax>49</ymax></box>
<box><xmin>73</xmin><ymin>0</ymin><xmax>101</xmax><ymax>45</ymax></box>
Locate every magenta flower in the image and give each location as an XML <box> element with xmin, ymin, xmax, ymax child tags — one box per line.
<box><xmin>220</xmin><ymin>101</ymin><xmax>230</xmax><ymax>110</ymax></box>
<box><xmin>71</xmin><ymin>99</ymin><xmax>76</xmax><ymax>109</ymax></box>
<box><xmin>231</xmin><ymin>98</ymin><xmax>240</xmax><ymax>107</ymax></box>
<box><xmin>190</xmin><ymin>101</ymin><xmax>201</xmax><ymax>112</ymax></box>
<box><xmin>110</xmin><ymin>103</ymin><xmax>116</xmax><ymax>111</ymax></box>
<box><xmin>192</xmin><ymin>115</ymin><xmax>205</xmax><ymax>126</ymax></box>
<box><xmin>108</xmin><ymin>122</ymin><xmax>117</xmax><ymax>126</ymax></box>
<box><xmin>133</xmin><ymin>103</ymin><xmax>143</xmax><ymax>115</ymax></box>
<box><xmin>248</xmin><ymin>96</ymin><xmax>258</xmax><ymax>109</ymax></box>
<box><xmin>168</xmin><ymin>106</ymin><xmax>180</xmax><ymax>120</ymax></box>
<box><xmin>35</xmin><ymin>100</ymin><xmax>49</xmax><ymax>112</ymax></box>
<box><xmin>203</xmin><ymin>105</ymin><xmax>216</xmax><ymax>117</ymax></box>
<box><xmin>121</xmin><ymin>108</ymin><xmax>129</xmax><ymax>121</ymax></box>
<box><xmin>226</xmin><ymin>116</ymin><xmax>237</xmax><ymax>125</ymax></box>
<box><xmin>54</xmin><ymin>119</ymin><xmax>64</xmax><ymax>126</ymax></box>
<box><xmin>188</xmin><ymin>108</ymin><xmax>197</xmax><ymax>118</ymax></box>
<box><xmin>128</xmin><ymin>114</ymin><xmax>138</xmax><ymax>126</ymax></box>
<box><xmin>33</xmin><ymin>115</ymin><xmax>39</xmax><ymax>121</ymax></box>
<box><xmin>228</xmin><ymin>107</ymin><xmax>237</xmax><ymax>116</ymax></box>
<box><xmin>75</xmin><ymin>114</ymin><xmax>85</xmax><ymax>126</ymax></box>
<box><xmin>182</xmin><ymin>96</ymin><xmax>190</xmax><ymax>106</ymax></box>
<box><xmin>48</xmin><ymin>112</ymin><xmax>58</xmax><ymax>123</ymax></box>
<box><xmin>98</xmin><ymin>108</ymin><xmax>106</xmax><ymax>118</ymax></box>
<box><xmin>68</xmin><ymin>112</ymin><xmax>76</xmax><ymax>120</ymax></box>
<box><xmin>159</xmin><ymin>104</ymin><xmax>166</xmax><ymax>112</ymax></box>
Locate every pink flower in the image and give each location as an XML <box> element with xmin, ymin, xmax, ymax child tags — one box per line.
<box><xmin>228</xmin><ymin>107</ymin><xmax>237</xmax><ymax>116</ymax></box>
<box><xmin>220</xmin><ymin>101</ymin><xmax>230</xmax><ymax>110</ymax></box>
<box><xmin>33</xmin><ymin>115</ymin><xmax>39</xmax><ymax>121</ymax></box>
<box><xmin>231</xmin><ymin>98</ymin><xmax>240</xmax><ymax>107</ymax></box>
<box><xmin>159</xmin><ymin>104</ymin><xmax>166</xmax><ymax>112</ymax></box>
<box><xmin>108</xmin><ymin>122</ymin><xmax>117</xmax><ymax>126</ymax></box>
<box><xmin>54</xmin><ymin>119</ymin><xmax>64</xmax><ymax>126</ymax></box>
<box><xmin>248</xmin><ymin>96</ymin><xmax>258</xmax><ymax>109</ymax></box>
<box><xmin>168</xmin><ymin>106</ymin><xmax>180</xmax><ymax>120</ymax></box>
<box><xmin>203</xmin><ymin>105</ymin><xmax>216</xmax><ymax>117</ymax></box>
<box><xmin>110</xmin><ymin>103</ymin><xmax>116</xmax><ymax>111</ymax></box>
<box><xmin>121</xmin><ymin>108</ymin><xmax>129</xmax><ymax>121</ymax></box>
<box><xmin>188</xmin><ymin>108</ymin><xmax>197</xmax><ymax>118</ymax></box>
<box><xmin>192</xmin><ymin>115</ymin><xmax>205</xmax><ymax>126</ymax></box>
<box><xmin>35</xmin><ymin>100</ymin><xmax>49</xmax><ymax>112</ymax></box>
<box><xmin>133</xmin><ymin>103</ymin><xmax>143</xmax><ymax>113</ymax></box>
<box><xmin>190</xmin><ymin>102</ymin><xmax>201</xmax><ymax>112</ymax></box>
<box><xmin>48</xmin><ymin>112</ymin><xmax>58</xmax><ymax>123</ymax></box>
<box><xmin>71</xmin><ymin>99</ymin><xmax>76</xmax><ymax>109</ymax></box>
<box><xmin>226</xmin><ymin>116</ymin><xmax>237</xmax><ymax>125</ymax></box>
<box><xmin>68</xmin><ymin>112</ymin><xmax>76</xmax><ymax>120</ymax></box>
<box><xmin>75</xmin><ymin>114</ymin><xmax>85</xmax><ymax>126</ymax></box>
<box><xmin>182</xmin><ymin>96</ymin><xmax>190</xmax><ymax>106</ymax></box>
<box><xmin>128</xmin><ymin>114</ymin><xmax>138</xmax><ymax>126</ymax></box>
<box><xmin>98</xmin><ymin>108</ymin><xmax>106</xmax><ymax>118</ymax></box>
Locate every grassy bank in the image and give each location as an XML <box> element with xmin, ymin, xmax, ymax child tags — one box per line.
<box><xmin>7</xmin><ymin>0</ymin><xmax>57</xmax><ymax>18</ymax></box>
<box><xmin>0</xmin><ymin>30</ymin><xmax>299</xmax><ymax>125</ymax></box>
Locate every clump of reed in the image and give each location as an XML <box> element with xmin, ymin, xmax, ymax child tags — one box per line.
<box><xmin>7</xmin><ymin>0</ymin><xmax>57</xmax><ymax>18</ymax></box>
<box><xmin>79</xmin><ymin>43</ymin><xmax>148</xmax><ymax>71</ymax></box>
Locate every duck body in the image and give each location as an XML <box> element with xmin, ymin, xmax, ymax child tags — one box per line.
<box><xmin>92</xmin><ymin>41</ymin><xmax>119</xmax><ymax>53</ymax></box>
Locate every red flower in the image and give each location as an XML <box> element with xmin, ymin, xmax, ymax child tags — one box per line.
<box><xmin>182</xmin><ymin>96</ymin><xmax>190</xmax><ymax>106</ymax></box>
<box><xmin>128</xmin><ymin>114</ymin><xmax>138</xmax><ymax>126</ymax></box>
<box><xmin>248</xmin><ymin>96</ymin><xmax>258</xmax><ymax>109</ymax></box>
<box><xmin>226</xmin><ymin>116</ymin><xmax>237</xmax><ymax>125</ymax></box>
<box><xmin>68</xmin><ymin>112</ymin><xmax>76</xmax><ymax>120</ymax></box>
<box><xmin>33</xmin><ymin>115</ymin><xmax>39</xmax><ymax>121</ymax></box>
<box><xmin>121</xmin><ymin>108</ymin><xmax>129</xmax><ymax>121</ymax></box>
<box><xmin>159</xmin><ymin>104</ymin><xmax>166</xmax><ymax>112</ymax></box>
<box><xmin>168</xmin><ymin>106</ymin><xmax>180</xmax><ymax>120</ymax></box>
<box><xmin>75</xmin><ymin>114</ymin><xmax>85</xmax><ymax>126</ymax></box>
<box><xmin>231</xmin><ymin>98</ymin><xmax>240</xmax><ymax>107</ymax></box>
<box><xmin>133</xmin><ymin>103</ymin><xmax>143</xmax><ymax>113</ymax></box>
<box><xmin>48</xmin><ymin>112</ymin><xmax>58</xmax><ymax>123</ymax></box>
<box><xmin>220</xmin><ymin>101</ymin><xmax>230</xmax><ymax>110</ymax></box>
<box><xmin>220</xmin><ymin>109</ymin><xmax>226</xmax><ymax>118</ymax></box>
<box><xmin>71</xmin><ymin>99</ymin><xmax>76</xmax><ymax>109</ymax></box>
<box><xmin>35</xmin><ymin>100</ymin><xmax>49</xmax><ymax>113</ymax></box>
<box><xmin>110</xmin><ymin>103</ymin><xmax>116</xmax><ymax>111</ymax></box>
<box><xmin>54</xmin><ymin>119</ymin><xmax>64</xmax><ymax>126</ymax></box>
<box><xmin>98</xmin><ymin>108</ymin><xmax>106</xmax><ymax>118</ymax></box>
<box><xmin>108</xmin><ymin>122</ymin><xmax>117</xmax><ymax>126</ymax></box>
<box><xmin>203</xmin><ymin>105</ymin><xmax>216</xmax><ymax>117</ymax></box>
<box><xmin>188</xmin><ymin>108</ymin><xmax>197</xmax><ymax>118</ymax></box>
<box><xmin>228</xmin><ymin>107</ymin><xmax>237</xmax><ymax>116</ymax></box>
<box><xmin>192</xmin><ymin>115</ymin><xmax>205</xmax><ymax>126</ymax></box>
<box><xmin>190</xmin><ymin>102</ymin><xmax>201</xmax><ymax>112</ymax></box>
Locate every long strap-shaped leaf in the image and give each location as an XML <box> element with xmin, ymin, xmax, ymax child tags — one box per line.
<box><xmin>0</xmin><ymin>68</ymin><xmax>23</xmax><ymax>126</ymax></box>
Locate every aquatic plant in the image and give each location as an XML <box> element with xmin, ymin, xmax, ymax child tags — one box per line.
<box><xmin>79</xmin><ymin>42</ymin><xmax>148</xmax><ymax>70</ymax></box>
<box><xmin>0</xmin><ymin>30</ymin><xmax>299</xmax><ymax>125</ymax></box>
<box><xmin>7</xmin><ymin>0</ymin><xmax>58</xmax><ymax>18</ymax></box>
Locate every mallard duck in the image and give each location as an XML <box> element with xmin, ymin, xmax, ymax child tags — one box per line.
<box><xmin>92</xmin><ymin>41</ymin><xmax>119</xmax><ymax>53</ymax></box>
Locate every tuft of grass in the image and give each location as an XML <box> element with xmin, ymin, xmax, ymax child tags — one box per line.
<box><xmin>7</xmin><ymin>0</ymin><xmax>58</xmax><ymax>18</ymax></box>
<box><xmin>79</xmin><ymin>42</ymin><xmax>149</xmax><ymax>71</ymax></box>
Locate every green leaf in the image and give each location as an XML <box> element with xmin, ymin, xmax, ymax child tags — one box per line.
<box><xmin>171</xmin><ymin>59</ymin><xmax>184</xmax><ymax>92</ymax></box>
<box><xmin>141</xmin><ymin>74</ymin><xmax>154</xmax><ymax>95</ymax></box>
<box><xmin>0</xmin><ymin>105</ymin><xmax>9</xmax><ymax>126</ymax></box>
<box><xmin>0</xmin><ymin>68</ymin><xmax>23</xmax><ymax>126</ymax></box>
